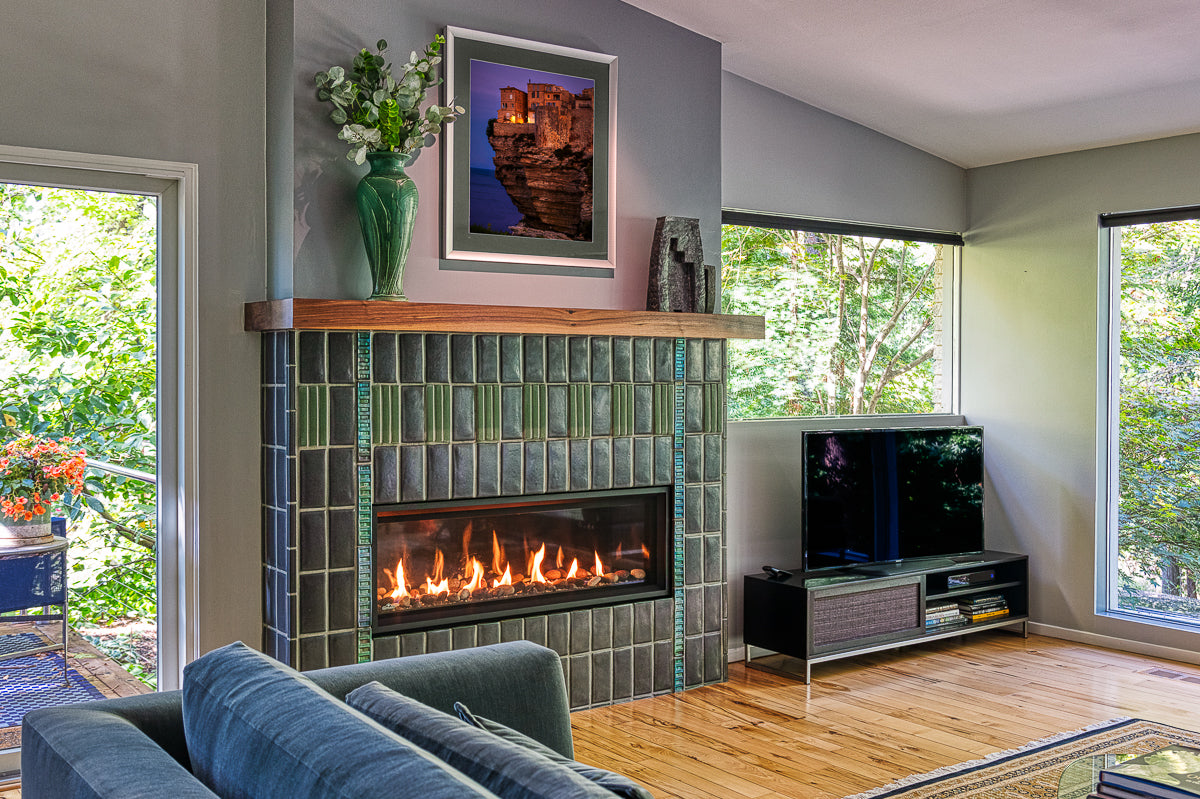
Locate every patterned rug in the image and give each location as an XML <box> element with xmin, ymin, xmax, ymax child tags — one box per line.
<box><xmin>0</xmin><ymin>633</ymin><xmax>106</xmax><ymax>749</ymax></box>
<box><xmin>844</xmin><ymin>718</ymin><xmax>1200</xmax><ymax>799</ymax></box>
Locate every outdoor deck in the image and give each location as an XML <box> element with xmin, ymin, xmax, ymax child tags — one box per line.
<box><xmin>0</xmin><ymin>621</ymin><xmax>151</xmax><ymax>752</ymax></box>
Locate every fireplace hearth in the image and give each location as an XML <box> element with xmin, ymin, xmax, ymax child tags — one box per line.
<box><xmin>374</xmin><ymin>488</ymin><xmax>670</xmax><ymax>633</ymax></box>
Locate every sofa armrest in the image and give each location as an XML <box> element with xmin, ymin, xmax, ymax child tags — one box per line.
<box><xmin>307</xmin><ymin>641</ymin><xmax>575</xmax><ymax>758</ymax></box>
<box><xmin>21</xmin><ymin>692</ymin><xmax>219</xmax><ymax>799</ymax></box>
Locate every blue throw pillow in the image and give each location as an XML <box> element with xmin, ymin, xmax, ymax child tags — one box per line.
<box><xmin>347</xmin><ymin>681</ymin><xmax>618</xmax><ymax>799</ymax></box>
<box><xmin>181</xmin><ymin>642</ymin><xmax>498</xmax><ymax>799</ymax></box>
<box><xmin>454</xmin><ymin>701</ymin><xmax>655</xmax><ymax>799</ymax></box>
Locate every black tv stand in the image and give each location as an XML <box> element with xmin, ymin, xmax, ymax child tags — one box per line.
<box><xmin>743</xmin><ymin>550</ymin><xmax>1028</xmax><ymax>683</ymax></box>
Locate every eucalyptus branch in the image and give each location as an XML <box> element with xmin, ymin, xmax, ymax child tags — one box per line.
<box><xmin>315</xmin><ymin>36</ymin><xmax>464</xmax><ymax>165</ymax></box>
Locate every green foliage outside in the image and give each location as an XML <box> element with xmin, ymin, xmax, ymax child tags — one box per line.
<box><xmin>721</xmin><ymin>225</ymin><xmax>946</xmax><ymax>418</ymax></box>
<box><xmin>1116</xmin><ymin>219</ymin><xmax>1200</xmax><ymax>620</ymax></box>
<box><xmin>0</xmin><ymin>183</ymin><xmax>158</xmax><ymax>685</ymax></box>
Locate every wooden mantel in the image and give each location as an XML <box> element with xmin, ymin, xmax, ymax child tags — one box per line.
<box><xmin>244</xmin><ymin>298</ymin><xmax>765</xmax><ymax>339</ymax></box>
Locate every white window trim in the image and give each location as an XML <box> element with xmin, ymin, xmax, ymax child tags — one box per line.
<box><xmin>0</xmin><ymin>145</ymin><xmax>200</xmax><ymax>693</ymax></box>
<box><xmin>1096</xmin><ymin>226</ymin><xmax>1121</xmax><ymax>617</ymax></box>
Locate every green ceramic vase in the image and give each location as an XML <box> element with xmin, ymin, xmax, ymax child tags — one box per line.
<box><xmin>356</xmin><ymin>151</ymin><xmax>418</xmax><ymax>301</ymax></box>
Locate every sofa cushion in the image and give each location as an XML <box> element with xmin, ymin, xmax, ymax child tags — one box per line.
<box><xmin>347</xmin><ymin>681</ymin><xmax>617</xmax><ymax>799</ymax></box>
<box><xmin>181</xmin><ymin>642</ymin><xmax>499</xmax><ymax>799</ymax></box>
<box><xmin>454</xmin><ymin>701</ymin><xmax>654</xmax><ymax>799</ymax></box>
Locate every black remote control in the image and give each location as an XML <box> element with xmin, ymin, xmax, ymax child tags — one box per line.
<box><xmin>762</xmin><ymin>565</ymin><xmax>792</xmax><ymax>580</ymax></box>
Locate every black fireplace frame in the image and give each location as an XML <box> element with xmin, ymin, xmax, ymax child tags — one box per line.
<box><xmin>371</xmin><ymin>486</ymin><xmax>672</xmax><ymax>635</ymax></box>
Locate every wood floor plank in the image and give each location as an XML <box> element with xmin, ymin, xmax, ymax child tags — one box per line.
<box><xmin>572</xmin><ymin>632</ymin><xmax>1200</xmax><ymax>799</ymax></box>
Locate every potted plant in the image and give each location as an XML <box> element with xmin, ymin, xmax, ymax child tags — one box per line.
<box><xmin>0</xmin><ymin>433</ymin><xmax>86</xmax><ymax>546</ymax></box>
<box><xmin>315</xmin><ymin>36</ymin><xmax>463</xmax><ymax>301</ymax></box>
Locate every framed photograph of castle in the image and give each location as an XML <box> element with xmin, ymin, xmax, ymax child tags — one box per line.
<box><xmin>442</xmin><ymin>27</ymin><xmax>617</xmax><ymax>276</ymax></box>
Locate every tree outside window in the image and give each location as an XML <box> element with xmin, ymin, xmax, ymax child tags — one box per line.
<box><xmin>721</xmin><ymin>222</ymin><xmax>954</xmax><ymax>419</ymax></box>
<box><xmin>1112</xmin><ymin>217</ymin><xmax>1200</xmax><ymax>623</ymax></box>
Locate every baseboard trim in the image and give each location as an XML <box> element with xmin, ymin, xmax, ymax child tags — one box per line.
<box><xmin>1029</xmin><ymin>622</ymin><xmax>1200</xmax><ymax>667</ymax></box>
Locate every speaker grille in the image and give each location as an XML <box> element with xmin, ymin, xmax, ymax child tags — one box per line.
<box><xmin>812</xmin><ymin>583</ymin><xmax>920</xmax><ymax>647</ymax></box>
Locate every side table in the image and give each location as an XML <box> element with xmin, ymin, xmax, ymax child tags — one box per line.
<box><xmin>0</xmin><ymin>535</ymin><xmax>69</xmax><ymax>684</ymax></box>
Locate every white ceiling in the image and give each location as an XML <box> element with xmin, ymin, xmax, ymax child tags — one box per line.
<box><xmin>622</xmin><ymin>0</ymin><xmax>1200</xmax><ymax>168</ymax></box>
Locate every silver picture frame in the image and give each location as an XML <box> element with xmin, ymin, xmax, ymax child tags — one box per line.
<box><xmin>441</xmin><ymin>26</ymin><xmax>617</xmax><ymax>277</ymax></box>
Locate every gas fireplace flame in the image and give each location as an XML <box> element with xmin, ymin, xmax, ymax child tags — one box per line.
<box><xmin>529</xmin><ymin>544</ymin><xmax>547</xmax><ymax>584</ymax></box>
<box><xmin>493</xmin><ymin>564</ymin><xmax>512</xmax><ymax>588</ymax></box>
<box><xmin>389</xmin><ymin>560</ymin><xmax>409</xmax><ymax>599</ymax></box>
<box><xmin>463</xmin><ymin>558</ymin><xmax>485</xmax><ymax>592</ymax></box>
<box><xmin>566</xmin><ymin>558</ymin><xmax>579</xmax><ymax>579</ymax></box>
<box><xmin>491</xmin><ymin>531</ymin><xmax>505</xmax><ymax>577</ymax></box>
<box><xmin>426</xmin><ymin>576</ymin><xmax>450</xmax><ymax>595</ymax></box>
<box><xmin>594</xmin><ymin>551</ymin><xmax>606</xmax><ymax>577</ymax></box>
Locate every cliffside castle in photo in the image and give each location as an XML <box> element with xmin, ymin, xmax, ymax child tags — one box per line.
<box><xmin>487</xmin><ymin>81</ymin><xmax>595</xmax><ymax>240</ymax></box>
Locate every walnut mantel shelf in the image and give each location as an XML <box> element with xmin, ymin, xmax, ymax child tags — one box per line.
<box><xmin>244</xmin><ymin>298</ymin><xmax>765</xmax><ymax>339</ymax></box>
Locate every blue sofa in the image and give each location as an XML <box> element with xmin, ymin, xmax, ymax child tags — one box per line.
<box><xmin>20</xmin><ymin>640</ymin><xmax>646</xmax><ymax>798</ymax></box>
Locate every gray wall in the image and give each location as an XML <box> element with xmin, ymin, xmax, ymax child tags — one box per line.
<box><xmin>722</xmin><ymin>72</ymin><xmax>966</xmax><ymax>233</ymax></box>
<box><xmin>964</xmin><ymin>133</ymin><xmax>1200</xmax><ymax>655</ymax></box>
<box><xmin>721</xmin><ymin>71</ymin><xmax>968</xmax><ymax>654</ymax></box>
<box><xmin>273</xmin><ymin>0</ymin><xmax>722</xmax><ymax>310</ymax></box>
<box><xmin>0</xmin><ymin>1</ymin><xmax>266</xmax><ymax>654</ymax></box>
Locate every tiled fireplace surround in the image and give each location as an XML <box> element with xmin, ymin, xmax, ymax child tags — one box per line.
<box><xmin>261</xmin><ymin>329</ymin><xmax>728</xmax><ymax>709</ymax></box>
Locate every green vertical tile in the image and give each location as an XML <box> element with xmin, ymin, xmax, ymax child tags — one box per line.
<box><xmin>318</xmin><ymin>386</ymin><xmax>328</xmax><ymax>445</ymax></box>
<box><xmin>297</xmin><ymin>386</ymin><xmax>310</xmax><ymax>448</ymax></box>
<box><xmin>523</xmin><ymin>384</ymin><xmax>548</xmax><ymax>439</ymax></box>
<box><xmin>297</xmin><ymin>385</ymin><xmax>328</xmax><ymax>447</ymax></box>
<box><xmin>568</xmin><ymin>384</ymin><xmax>591</xmax><ymax>439</ymax></box>
<box><xmin>703</xmin><ymin>383</ymin><xmax>722</xmax><ymax>433</ymax></box>
<box><xmin>653</xmin><ymin>383</ymin><xmax>673</xmax><ymax>436</ymax></box>
<box><xmin>612</xmin><ymin>383</ymin><xmax>634</xmax><ymax>436</ymax></box>
<box><xmin>372</xmin><ymin>385</ymin><xmax>400</xmax><ymax>444</ymax></box>
<box><xmin>476</xmin><ymin>384</ymin><xmax>501</xmax><ymax>441</ymax></box>
<box><xmin>425</xmin><ymin>384</ymin><xmax>451</xmax><ymax>442</ymax></box>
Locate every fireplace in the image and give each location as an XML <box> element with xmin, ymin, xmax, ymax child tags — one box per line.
<box><xmin>374</xmin><ymin>487</ymin><xmax>670</xmax><ymax>633</ymax></box>
<box><xmin>259</xmin><ymin>324</ymin><xmax>736</xmax><ymax>709</ymax></box>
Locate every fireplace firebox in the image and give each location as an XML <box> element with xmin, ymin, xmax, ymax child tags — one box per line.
<box><xmin>373</xmin><ymin>487</ymin><xmax>671</xmax><ymax>634</ymax></box>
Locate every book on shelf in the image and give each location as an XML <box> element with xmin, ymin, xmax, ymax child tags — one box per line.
<box><xmin>961</xmin><ymin>599</ymin><xmax>1008</xmax><ymax>610</ymax></box>
<box><xmin>926</xmin><ymin>608</ymin><xmax>962</xmax><ymax>618</ymax></box>
<box><xmin>1099</xmin><ymin>744</ymin><xmax>1200</xmax><ymax>798</ymax></box>
<box><xmin>926</xmin><ymin>601</ymin><xmax>959</xmax><ymax>614</ymax></box>
<box><xmin>964</xmin><ymin>609</ymin><xmax>1009</xmax><ymax>621</ymax></box>
<box><xmin>958</xmin><ymin>594</ymin><xmax>1007</xmax><ymax>608</ymax></box>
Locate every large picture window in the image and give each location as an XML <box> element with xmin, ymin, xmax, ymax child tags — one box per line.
<box><xmin>721</xmin><ymin>213</ymin><xmax>962</xmax><ymax>419</ymax></box>
<box><xmin>1103</xmin><ymin>208</ymin><xmax>1200</xmax><ymax>627</ymax></box>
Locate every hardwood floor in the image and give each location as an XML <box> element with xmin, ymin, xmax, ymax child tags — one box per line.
<box><xmin>7</xmin><ymin>631</ymin><xmax>1200</xmax><ymax>798</ymax></box>
<box><xmin>571</xmin><ymin>631</ymin><xmax>1200</xmax><ymax>798</ymax></box>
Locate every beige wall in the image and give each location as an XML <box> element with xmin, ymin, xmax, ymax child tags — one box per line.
<box><xmin>0</xmin><ymin>0</ymin><xmax>266</xmax><ymax>656</ymax></box>
<box><xmin>964</xmin><ymin>133</ymin><xmax>1200</xmax><ymax>655</ymax></box>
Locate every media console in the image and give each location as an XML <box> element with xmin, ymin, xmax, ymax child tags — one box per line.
<box><xmin>743</xmin><ymin>551</ymin><xmax>1028</xmax><ymax>683</ymax></box>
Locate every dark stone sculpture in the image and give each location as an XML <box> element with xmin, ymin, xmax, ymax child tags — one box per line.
<box><xmin>645</xmin><ymin>216</ymin><xmax>718</xmax><ymax>313</ymax></box>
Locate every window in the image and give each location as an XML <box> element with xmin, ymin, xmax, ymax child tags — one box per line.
<box><xmin>721</xmin><ymin>213</ymin><xmax>962</xmax><ymax>419</ymax></box>
<box><xmin>1102</xmin><ymin>207</ymin><xmax>1200</xmax><ymax>627</ymax></box>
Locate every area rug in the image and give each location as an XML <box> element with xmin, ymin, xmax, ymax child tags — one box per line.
<box><xmin>0</xmin><ymin>633</ymin><xmax>107</xmax><ymax>750</ymax></box>
<box><xmin>844</xmin><ymin>718</ymin><xmax>1200</xmax><ymax>799</ymax></box>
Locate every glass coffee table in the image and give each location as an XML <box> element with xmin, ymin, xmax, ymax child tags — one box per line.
<box><xmin>1057</xmin><ymin>753</ymin><xmax>1135</xmax><ymax>798</ymax></box>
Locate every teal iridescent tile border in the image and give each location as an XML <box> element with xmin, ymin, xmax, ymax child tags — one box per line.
<box><xmin>356</xmin><ymin>332</ymin><xmax>373</xmax><ymax>664</ymax></box>
<box><xmin>673</xmin><ymin>337</ymin><xmax>686</xmax><ymax>692</ymax></box>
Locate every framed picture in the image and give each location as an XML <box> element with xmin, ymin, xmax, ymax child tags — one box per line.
<box><xmin>442</xmin><ymin>27</ymin><xmax>617</xmax><ymax>276</ymax></box>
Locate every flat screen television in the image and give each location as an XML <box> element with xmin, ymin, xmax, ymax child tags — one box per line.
<box><xmin>802</xmin><ymin>426</ymin><xmax>985</xmax><ymax>572</ymax></box>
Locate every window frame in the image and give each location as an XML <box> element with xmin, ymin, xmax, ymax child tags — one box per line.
<box><xmin>0</xmin><ymin>145</ymin><xmax>201</xmax><ymax>690</ymax></box>
<box><xmin>1097</xmin><ymin>207</ymin><xmax>1200</xmax><ymax>631</ymax></box>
